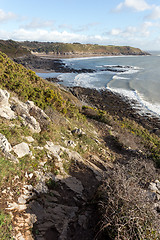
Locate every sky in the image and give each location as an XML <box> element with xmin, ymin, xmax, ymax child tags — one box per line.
<box><xmin>1</xmin><ymin>0</ymin><xmax>160</xmax><ymax>50</ymax></box>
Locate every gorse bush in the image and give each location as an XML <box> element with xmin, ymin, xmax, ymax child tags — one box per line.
<box><xmin>0</xmin><ymin>51</ymin><xmax>81</xmax><ymax>117</ymax></box>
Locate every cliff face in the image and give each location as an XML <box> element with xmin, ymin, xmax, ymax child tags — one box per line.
<box><xmin>0</xmin><ymin>51</ymin><xmax>160</xmax><ymax>240</ymax></box>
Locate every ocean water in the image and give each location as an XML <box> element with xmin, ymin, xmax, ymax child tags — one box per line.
<box><xmin>37</xmin><ymin>52</ymin><xmax>160</xmax><ymax>117</ymax></box>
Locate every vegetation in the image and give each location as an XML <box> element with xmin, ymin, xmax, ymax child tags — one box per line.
<box><xmin>0</xmin><ymin>211</ymin><xmax>13</xmax><ymax>240</ymax></box>
<box><xmin>20</xmin><ymin>41</ymin><xmax>148</xmax><ymax>55</ymax></box>
<box><xmin>0</xmin><ymin>49</ymin><xmax>159</xmax><ymax>239</ymax></box>
<box><xmin>0</xmin><ymin>39</ymin><xmax>148</xmax><ymax>57</ymax></box>
<box><xmin>0</xmin><ymin>51</ymin><xmax>81</xmax><ymax>117</ymax></box>
<box><xmin>0</xmin><ymin>39</ymin><xmax>30</xmax><ymax>58</ymax></box>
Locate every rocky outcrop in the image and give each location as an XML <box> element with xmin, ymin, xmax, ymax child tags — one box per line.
<box><xmin>0</xmin><ymin>133</ymin><xmax>12</xmax><ymax>152</ymax></box>
<box><xmin>0</xmin><ymin>89</ymin><xmax>15</xmax><ymax>119</ymax></box>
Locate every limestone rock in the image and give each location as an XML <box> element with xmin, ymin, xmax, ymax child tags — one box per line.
<box><xmin>22</xmin><ymin>114</ymin><xmax>41</xmax><ymax>133</ymax></box>
<box><xmin>0</xmin><ymin>133</ymin><xmax>12</xmax><ymax>152</ymax></box>
<box><xmin>0</xmin><ymin>89</ymin><xmax>16</xmax><ymax>119</ymax></box>
<box><xmin>149</xmin><ymin>182</ymin><xmax>159</xmax><ymax>192</ymax></box>
<box><xmin>13</xmin><ymin>142</ymin><xmax>31</xmax><ymax>158</ymax></box>
<box><xmin>25</xmin><ymin>136</ymin><xmax>34</xmax><ymax>143</ymax></box>
<box><xmin>45</xmin><ymin>142</ymin><xmax>64</xmax><ymax>159</ymax></box>
<box><xmin>26</xmin><ymin>100</ymin><xmax>50</xmax><ymax>129</ymax></box>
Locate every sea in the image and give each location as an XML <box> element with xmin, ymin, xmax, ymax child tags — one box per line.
<box><xmin>37</xmin><ymin>51</ymin><xmax>160</xmax><ymax>118</ymax></box>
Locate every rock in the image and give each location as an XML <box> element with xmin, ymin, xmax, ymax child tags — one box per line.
<box><xmin>34</xmin><ymin>181</ymin><xmax>49</xmax><ymax>194</ymax></box>
<box><xmin>64</xmin><ymin>140</ymin><xmax>76</xmax><ymax>148</ymax></box>
<box><xmin>25</xmin><ymin>136</ymin><xmax>34</xmax><ymax>143</ymax></box>
<box><xmin>18</xmin><ymin>196</ymin><xmax>27</xmax><ymax>204</ymax></box>
<box><xmin>13</xmin><ymin>142</ymin><xmax>31</xmax><ymax>158</ymax></box>
<box><xmin>45</xmin><ymin>142</ymin><xmax>64</xmax><ymax>160</ymax></box>
<box><xmin>0</xmin><ymin>89</ymin><xmax>10</xmax><ymax>106</ymax></box>
<box><xmin>0</xmin><ymin>133</ymin><xmax>12</xmax><ymax>152</ymax></box>
<box><xmin>156</xmin><ymin>180</ymin><xmax>160</xmax><ymax>190</ymax></box>
<box><xmin>11</xmin><ymin>97</ymin><xmax>28</xmax><ymax>116</ymax></box>
<box><xmin>61</xmin><ymin>176</ymin><xmax>84</xmax><ymax>195</ymax></box>
<box><xmin>71</xmin><ymin>128</ymin><xmax>85</xmax><ymax>136</ymax></box>
<box><xmin>22</xmin><ymin>114</ymin><xmax>41</xmax><ymax>133</ymax></box>
<box><xmin>149</xmin><ymin>182</ymin><xmax>159</xmax><ymax>192</ymax></box>
<box><xmin>0</xmin><ymin>89</ymin><xmax>15</xmax><ymax>119</ymax></box>
<box><xmin>3</xmin><ymin>151</ymin><xmax>19</xmax><ymax>163</ymax></box>
<box><xmin>6</xmin><ymin>202</ymin><xmax>27</xmax><ymax>211</ymax></box>
<box><xmin>26</xmin><ymin>100</ymin><xmax>50</xmax><ymax>130</ymax></box>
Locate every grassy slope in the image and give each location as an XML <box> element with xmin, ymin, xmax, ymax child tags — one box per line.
<box><xmin>20</xmin><ymin>41</ymin><xmax>147</xmax><ymax>55</ymax></box>
<box><xmin>0</xmin><ymin>51</ymin><xmax>159</xmax><ymax>239</ymax></box>
<box><xmin>0</xmin><ymin>40</ymin><xmax>30</xmax><ymax>58</ymax></box>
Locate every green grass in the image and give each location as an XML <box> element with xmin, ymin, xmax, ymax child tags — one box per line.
<box><xmin>0</xmin><ymin>211</ymin><xmax>13</xmax><ymax>240</ymax></box>
<box><xmin>120</xmin><ymin>118</ymin><xmax>160</xmax><ymax>166</ymax></box>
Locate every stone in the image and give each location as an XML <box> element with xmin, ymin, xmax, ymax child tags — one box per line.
<box><xmin>156</xmin><ymin>181</ymin><xmax>160</xmax><ymax>190</ymax></box>
<box><xmin>6</xmin><ymin>202</ymin><xmax>27</xmax><ymax>211</ymax></box>
<box><xmin>0</xmin><ymin>89</ymin><xmax>15</xmax><ymax>119</ymax></box>
<box><xmin>0</xmin><ymin>89</ymin><xmax>10</xmax><ymax>106</ymax></box>
<box><xmin>0</xmin><ymin>133</ymin><xmax>12</xmax><ymax>152</ymax></box>
<box><xmin>13</xmin><ymin>142</ymin><xmax>31</xmax><ymax>158</ymax></box>
<box><xmin>22</xmin><ymin>114</ymin><xmax>41</xmax><ymax>133</ymax></box>
<box><xmin>34</xmin><ymin>181</ymin><xmax>49</xmax><ymax>194</ymax></box>
<box><xmin>26</xmin><ymin>100</ymin><xmax>50</xmax><ymax>129</ymax></box>
<box><xmin>61</xmin><ymin>176</ymin><xmax>84</xmax><ymax>195</ymax></box>
<box><xmin>25</xmin><ymin>136</ymin><xmax>34</xmax><ymax>143</ymax></box>
<box><xmin>71</xmin><ymin>128</ymin><xmax>85</xmax><ymax>136</ymax></box>
<box><xmin>18</xmin><ymin>196</ymin><xmax>27</xmax><ymax>204</ymax></box>
<box><xmin>64</xmin><ymin>140</ymin><xmax>76</xmax><ymax>148</ymax></box>
<box><xmin>149</xmin><ymin>182</ymin><xmax>158</xmax><ymax>192</ymax></box>
<box><xmin>45</xmin><ymin>142</ymin><xmax>64</xmax><ymax>160</ymax></box>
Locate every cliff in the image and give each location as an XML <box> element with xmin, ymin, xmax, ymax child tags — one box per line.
<box><xmin>0</xmin><ymin>51</ymin><xmax>160</xmax><ymax>240</ymax></box>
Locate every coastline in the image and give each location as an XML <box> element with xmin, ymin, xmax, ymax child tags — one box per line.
<box><xmin>69</xmin><ymin>86</ymin><xmax>160</xmax><ymax>135</ymax></box>
<box><xmin>14</xmin><ymin>54</ymin><xmax>160</xmax><ymax>133</ymax></box>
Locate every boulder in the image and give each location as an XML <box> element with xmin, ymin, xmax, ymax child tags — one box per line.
<box><xmin>13</xmin><ymin>142</ymin><xmax>31</xmax><ymax>158</ymax></box>
<box><xmin>0</xmin><ymin>133</ymin><xmax>12</xmax><ymax>152</ymax></box>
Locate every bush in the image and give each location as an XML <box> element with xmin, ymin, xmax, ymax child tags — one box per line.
<box><xmin>98</xmin><ymin>160</ymin><xmax>160</xmax><ymax>239</ymax></box>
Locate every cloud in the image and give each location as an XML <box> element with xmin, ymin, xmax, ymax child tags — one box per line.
<box><xmin>115</xmin><ymin>0</ymin><xmax>151</xmax><ymax>12</ymax></box>
<box><xmin>0</xmin><ymin>28</ymin><xmax>109</xmax><ymax>45</ymax></box>
<box><xmin>21</xmin><ymin>18</ymin><xmax>54</xmax><ymax>29</ymax></box>
<box><xmin>107</xmin><ymin>21</ymin><xmax>153</xmax><ymax>39</ymax></box>
<box><xmin>147</xmin><ymin>5</ymin><xmax>160</xmax><ymax>20</ymax></box>
<box><xmin>0</xmin><ymin>9</ymin><xmax>16</xmax><ymax>23</ymax></box>
<box><xmin>58</xmin><ymin>22</ymin><xmax>99</xmax><ymax>33</ymax></box>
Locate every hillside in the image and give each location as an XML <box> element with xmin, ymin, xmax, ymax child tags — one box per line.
<box><xmin>0</xmin><ymin>51</ymin><xmax>160</xmax><ymax>240</ymax></box>
<box><xmin>0</xmin><ymin>40</ymin><xmax>30</xmax><ymax>58</ymax></box>
<box><xmin>20</xmin><ymin>41</ymin><xmax>149</xmax><ymax>56</ymax></box>
<box><xmin>0</xmin><ymin>39</ymin><xmax>149</xmax><ymax>58</ymax></box>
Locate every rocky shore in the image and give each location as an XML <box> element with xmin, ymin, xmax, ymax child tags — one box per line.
<box><xmin>69</xmin><ymin>87</ymin><xmax>160</xmax><ymax>135</ymax></box>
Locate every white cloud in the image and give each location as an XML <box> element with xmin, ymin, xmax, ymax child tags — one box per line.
<box><xmin>108</xmin><ymin>21</ymin><xmax>152</xmax><ymax>39</ymax></box>
<box><xmin>0</xmin><ymin>9</ymin><xmax>16</xmax><ymax>23</ymax></box>
<box><xmin>22</xmin><ymin>18</ymin><xmax>54</xmax><ymax>29</ymax></box>
<box><xmin>147</xmin><ymin>5</ymin><xmax>160</xmax><ymax>20</ymax></box>
<box><xmin>115</xmin><ymin>0</ymin><xmax>151</xmax><ymax>12</ymax></box>
<box><xmin>58</xmin><ymin>22</ymin><xmax>99</xmax><ymax>33</ymax></box>
<box><xmin>0</xmin><ymin>28</ymin><xmax>109</xmax><ymax>44</ymax></box>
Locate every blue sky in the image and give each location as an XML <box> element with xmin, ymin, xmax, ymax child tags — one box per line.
<box><xmin>1</xmin><ymin>0</ymin><xmax>160</xmax><ymax>50</ymax></box>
